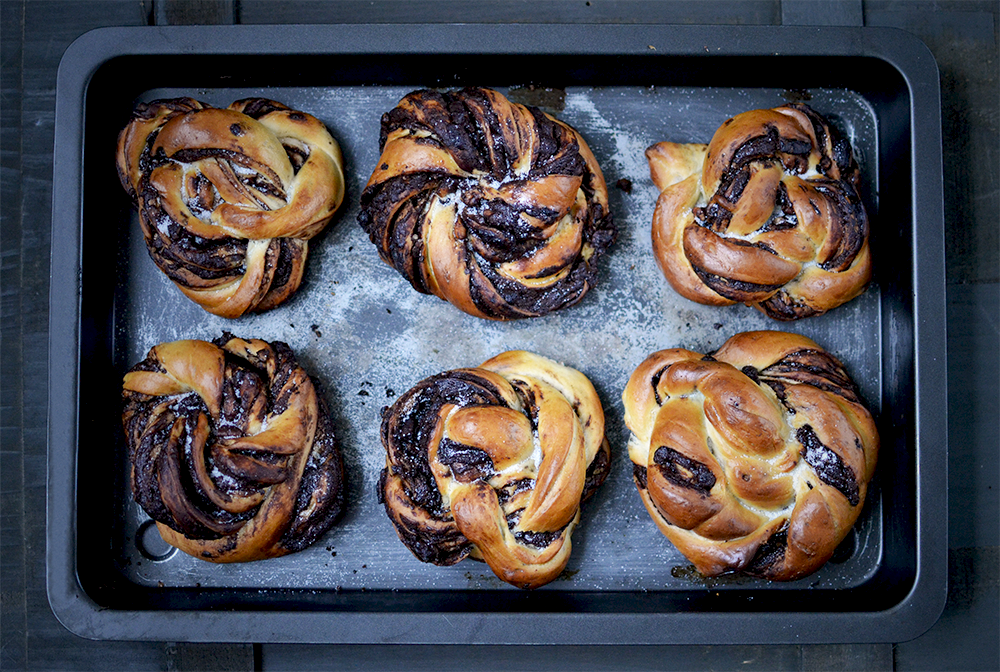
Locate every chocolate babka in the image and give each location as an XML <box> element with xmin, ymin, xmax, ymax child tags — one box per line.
<box><xmin>358</xmin><ymin>87</ymin><xmax>616</xmax><ymax>320</ymax></box>
<box><xmin>379</xmin><ymin>351</ymin><xmax>610</xmax><ymax>588</ymax></box>
<box><xmin>622</xmin><ymin>331</ymin><xmax>878</xmax><ymax>580</ymax></box>
<box><xmin>646</xmin><ymin>103</ymin><xmax>872</xmax><ymax>320</ymax></box>
<box><xmin>117</xmin><ymin>97</ymin><xmax>345</xmax><ymax>317</ymax></box>
<box><xmin>122</xmin><ymin>335</ymin><xmax>344</xmax><ymax>562</ymax></box>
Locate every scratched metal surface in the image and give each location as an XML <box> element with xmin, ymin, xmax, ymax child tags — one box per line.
<box><xmin>114</xmin><ymin>84</ymin><xmax>883</xmax><ymax>592</ymax></box>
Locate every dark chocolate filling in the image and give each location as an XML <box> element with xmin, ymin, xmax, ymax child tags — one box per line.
<box><xmin>514</xmin><ymin>528</ymin><xmax>564</xmax><ymax>550</ymax></box>
<box><xmin>497</xmin><ymin>478</ymin><xmax>535</xmax><ymax>505</ymax></box>
<box><xmin>124</xmin><ymin>336</ymin><xmax>343</xmax><ymax>549</ymax></box>
<box><xmin>759</xmin><ymin>348</ymin><xmax>862</xmax><ymax>404</ymax></box>
<box><xmin>744</xmin><ymin>524</ymin><xmax>789</xmax><ymax>576</ymax></box>
<box><xmin>582</xmin><ymin>440</ymin><xmax>611</xmax><ymax>501</ymax></box>
<box><xmin>797</xmin><ymin>424</ymin><xmax>860</xmax><ymax>506</ymax></box>
<box><xmin>436</xmin><ymin>438</ymin><xmax>496</xmax><ymax>483</ymax></box>
<box><xmin>691</xmin><ymin>266</ymin><xmax>786</xmax><ymax>302</ymax></box>
<box><xmin>358</xmin><ymin>87</ymin><xmax>615</xmax><ymax>320</ymax></box>
<box><xmin>741</xmin><ymin>365</ymin><xmax>761</xmax><ymax>384</ymax></box>
<box><xmin>279</xmin><ymin>388</ymin><xmax>344</xmax><ymax>552</ymax></box>
<box><xmin>687</xmin><ymin>103</ymin><xmax>867</xmax><ymax>316</ymax></box>
<box><xmin>381</xmin><ymin>370</ymin><xmax>509</xmax><ymax>517</ymax></box>
<box><xmin>757</xmin><ymin>181</ymin><xmax>799</xmax><ymax>233</ymax></box>
<box><xmin>652</xmin><ymin>446</ymin><xmax>717</xmax><ymax>495</ymax></box>
<box><xmin>810</xmin><ymin>180</ymin><xmax>868</xmax><ymax>272</ymax></box>
<box><xmin>232</xmin><ymin>97</ymin><xmax>291</xmax><ymax>119</ymax></box>
<box><xmin>633</xmin><ymin>463</ymin><xmax>649</xmax><ymax>490</ymax></box>
<box><xmin>649</xmin><ymin>364</ymin><xmax>670</xmax><ymax>406</ymax></box>
<box><xmin>756</xmin><ymin>290</ymin><xmax>819</xmax><ymax>321</ymax></box>
<box><xmin>122</xmin><ymin>98</ymin><xmax>322</xmax><ymax>315</ymax></box>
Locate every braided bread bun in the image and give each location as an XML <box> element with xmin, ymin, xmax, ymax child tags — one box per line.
<box><xmin>358</xmin><ymin>87</ymin><xmax>616</xmax><ymax>320</ymax></box>
<box><xmin>623</xmin><ymin>331</ymin><xmax>878</xmax><ymax>580</ymax></box>
<box><xmin>379</xmin><ymin>351</ymin><xmax>610</xmax><ymax>589</ymax></box>
<box><xmin>122</xmin><ymin>335</ymin><xmax>344</xmax><ymax>562</ymax></box>
<box><xmin>116</xmin><ymin>97</ymin><xmax>345</xmax><ymax>317</ymax></box>
<box><xmin>646</xmin><ymin>103</ymin><xmax>871</xmax><ymax>320</ymax></box>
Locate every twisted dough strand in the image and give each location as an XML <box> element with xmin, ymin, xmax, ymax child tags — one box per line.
<box><xmin>122</xmin><ymin>335</ymin><xmax>344</xmax><ymax>562</ymax></box>
<box><xmin>380</xmin><ymin>351</ymin><xmax>610</xmax><ymax>589</ymax></box>
<box><xmin>117</xmin><ymin>97</ymin><xmax>345</xmax><ymax>317</ymax></box>
<box><xmin>359</xmin><ymin>87</ymin><xmax>616</xmax><ymax>320</ymax></box>
<box><xmin>623</xmin><ymin>331</ymin><xmax>878</xmax><ymax>580</ymax></box>
<box><xmin>646</xmin><ymin>103</ymin><xmax>872</xmax><ymax>320</ymax></box>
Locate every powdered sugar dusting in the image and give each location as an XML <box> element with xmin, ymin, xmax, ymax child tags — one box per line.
<box><xmin>120</xmin><ymin>85</ymin><xmax>881</xmax><ymax>592</ymax></box>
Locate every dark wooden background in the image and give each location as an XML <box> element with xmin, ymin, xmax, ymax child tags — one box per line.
<box><xmin>2</xmin><ymin>1</ymin><xmax>996</xmax><ymax>670</ymax></box>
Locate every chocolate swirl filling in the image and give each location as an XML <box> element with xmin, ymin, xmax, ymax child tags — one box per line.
<box><xmin>745</xmin><ymin>524</ymin><xmax>790</xmax><ymax>576</ymax></box>
<box><xmin>648</xmin><ymin>102</ymin><xmax>871</xmax><ymax>321</ymax></box>
<box><xmin>623</xmin><ymin>331</ymin><xmax>878</xmax><ymax>581</ymax></box>
<box><xmin>359</xmin><ymin>87</ymin><xmax>616</xmax><ymax>320</ymax></box>
<box><xmin>797</xmin><ymin>425</ymin><xmax>860</xmax><ymax>507</ymax></box>
<box><xmin>756</xmin><ymin>347</ymin><xmax>863</xmax><ymax>405</ymax></box>
<box><xmin>122</xmin><ymin>336</ymin><xmax>344</xmax><ymax>559</ymax></box>
<box><xmin>116</xmin><ymin>97</ymin><xmax>344</xmax><ymax>317</ymax></box>
<box><xmin>379</xmin><ymin>352</ymin><xmax>610</xmax><ymax>588</ymax></box>
<box><xmin>381</xmin><ymin>370</ymin><xmax>509</xmax><ymax>518</ymax></box>
<box><xmin>652</xmin><ymin>446</ymin><xmax>717</xmax><ymax>495</ymax></box>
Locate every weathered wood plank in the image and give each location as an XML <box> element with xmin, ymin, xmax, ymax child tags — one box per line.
<box><xmin>3</xmin><ymin>1</ymin><xmax>997</xmax><ymax>670</ymax></box>
<box><xmin>1</xmin><ymin>1</ymin><xmax>27</xmax><ymax>669</ymax></box>
<box><xmin>154</xmin><ymin>0</ymin><xmax>235</xmax><ymax>25</ymax></box>
<box><xmin>782</xmin><ymin>0</ymin><xmax>863</xmax><ymax>26</ymax></box>
<box><xmin>260</xmin><ymin>642</ymin><xmax>895</xmax><ymax>671</ymax></box>
<box><xmin>237</xmin><ymin>0</ymin><xmax>781</xmax><ymax>26</ymax></box>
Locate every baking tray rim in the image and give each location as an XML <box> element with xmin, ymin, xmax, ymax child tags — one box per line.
<box><xmin>46</xmin><ymin>22</ymin><xmax>948</xmax><ymax>645</ymax></box>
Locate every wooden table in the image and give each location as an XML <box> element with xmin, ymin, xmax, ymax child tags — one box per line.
<box><xmin>2</xmin><ymin>1</ymin><xmax>996</xmax><ymax>669</ymax></box>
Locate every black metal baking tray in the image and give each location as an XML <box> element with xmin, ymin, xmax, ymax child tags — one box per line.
<box><xmin>48</xmin><ymin>23</ymin><xmax>947</xmax><ymax>644</ymax></box>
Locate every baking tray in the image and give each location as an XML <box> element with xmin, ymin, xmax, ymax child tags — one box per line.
<box><xmin>48</xmin><ymin>23</ymin><xmax>947</xmax><ymax>644</ymax></box>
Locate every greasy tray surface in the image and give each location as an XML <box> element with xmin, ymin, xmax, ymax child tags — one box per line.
<box><xmin>48</xmin><ymin>24</ymin><xmax>947</xmax><ymax>644</ymax></box>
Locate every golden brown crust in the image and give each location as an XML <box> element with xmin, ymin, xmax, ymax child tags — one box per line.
<box><xmin>116</xmin><ymin>97</ymin><xmax>345</xmax><ymax>317</ymax></box>
<box><xmin>379</xmin><ymin>351</ymin><xmax>610</xmax><ymax>588</ymax></box>
<box><xmin>358</xmin><ymin>87</ymin><xmax>616</xmax><ymax>320</ymax></box>
<box><xmin>122</xmin><ymin>335</ymin><xmax>344</xmax><ymax>562</ymax></box>
<box><xmin>622</xmin><ymin>331</ymin><xmax>878</xmax><ymax>580</ymax></box>
<box><xmin>646</xmin><ymin>103</ymin><xmax>872</xmax><ymax>320</ymax></box>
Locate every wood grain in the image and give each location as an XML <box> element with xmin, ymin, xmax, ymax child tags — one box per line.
<box><xmin>236</xmin><ymin>0</ymin><xmax>780</xmax><ymax>26</ymax></box>
<box><xmin>1</xmin><ymin>0</ymin><xmax>996</xmax><ymax>670</ymax></box>
<box><xmin>1</xmin><ymin>1</ymin><xmax>26</xmax><ymax>669</ymax></box>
